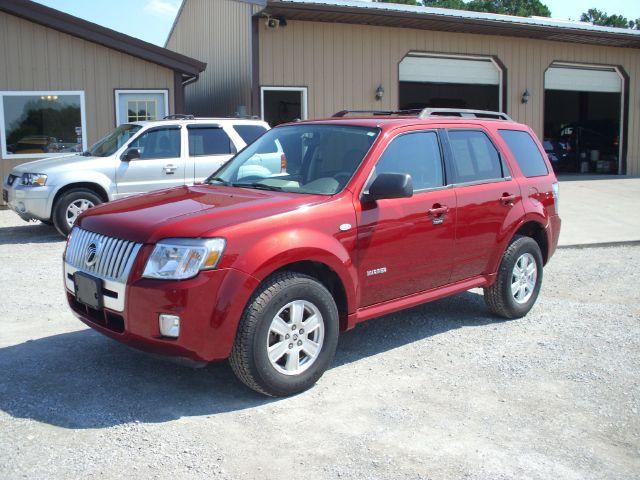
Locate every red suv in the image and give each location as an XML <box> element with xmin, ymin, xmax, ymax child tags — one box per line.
<box><xmin>63</xmin><ymin>109</ymin><xmax>561</xmax><ymax>396</ymax></box>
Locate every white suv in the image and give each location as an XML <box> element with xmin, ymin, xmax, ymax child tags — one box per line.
<box><xmin>2</xmin><ymin>116</ymin><xmax>270</xmax><ymax>235</ymax></box>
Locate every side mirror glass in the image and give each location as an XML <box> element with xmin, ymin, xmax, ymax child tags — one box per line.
<box><xmin>122</xmin><ymin>147</ymin><xmax>141</xmax><ymax>162</ymax></box>
<box><xmin>364</xmin><ymin>173</ymin><xmax>413</xmax><ymax>202</ymax></box>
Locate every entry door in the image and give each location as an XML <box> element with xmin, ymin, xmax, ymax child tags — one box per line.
<box><xmin>261</xmin><ymin>87</ymin><xmax>308</xmax><ymax>126</ymax></box>
<box><xmin>357</xmin><ymin>130</ymin><xmax>456</xmax><ymax>307</ymax></box>
<box><xmin>115</xmin><ymin>126</ymin><xmax>186</xmax><ymax>197</ymax></box>
<box><xmin>443</xmin><ymin>128</ymin><xmax>522</xmax><ymax>282</ymax></box>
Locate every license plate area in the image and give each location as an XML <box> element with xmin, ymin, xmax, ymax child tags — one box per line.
<box><xmin>74</xmin><ymin>272</ymin><xmax>103</xmax><ymax>310</ymax></box>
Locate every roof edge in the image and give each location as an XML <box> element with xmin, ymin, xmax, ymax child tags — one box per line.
<box><xmin>264</xmin><ymin>0</ymin><xmax>640</xmax><ymax>49</ymax></box>
<box><xmin>1</xmin><ymin>0</ymin><xmax>206</xmax><ymax>76</ymax></box>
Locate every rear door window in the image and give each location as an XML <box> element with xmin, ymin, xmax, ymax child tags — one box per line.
<box><xmin>499</xmin><ymin>129</ymin><xmax>549</xmax><ymax>177</ymax></box>
<box><xmin>187</xmin><ymin>125</ymin><xmax>235</xmax><ymax>156</ymax></box>
<box><xmin>447</xmin><ymin>130</ymin><xmax>503</xmax><ymax>183</ymax></box>
<box><xmin>370</xmin><ymin>131</ymin><xmax>444</xmax><ymax>191</ymax></box>
<box><xmin>233</xmin><ymin>125</ymin><xmax>268</xmax><ymax>145</ymax></box>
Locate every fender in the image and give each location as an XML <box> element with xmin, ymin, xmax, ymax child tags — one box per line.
<box><xmin>487</xmin><ymin>209</ymin><xmax>549</xmax><ymax>276</ymax></box>
<box><xmin>228</xmin><ymin>227</ymin><xmax>358</xmax><ymax>315</ymax></box>
<box><xmin>47</xmin><ymin>171</ymin><xmax>115</xmax><ymax>214</ymax></box>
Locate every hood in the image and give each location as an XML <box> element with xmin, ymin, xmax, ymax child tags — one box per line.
<box><xmin>77</xmin><ymin>185</ymin><xmax>327</xmax><ymax>243</ymax></box>
<box><xmin>11</xmin><ymin>154</ymin><xmax>95</xmax><ymax>174</ymax></box>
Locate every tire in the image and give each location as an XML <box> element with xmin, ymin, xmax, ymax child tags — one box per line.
<box><xmin>52</xmin><ymin>189</ymin><xmax>102</xmax><ymax>236</ymax></box>
<box><xmin>229</xmin><ymin>272</ymin><xmax>340</xmax><ymax>397</ymax></box>
<box><xmin>40</xmin><ymin>219</ymin><xmax>53</xmax><ymax>226</ymax></box>
<box><xmin>484</xmin><ymin>235</ymin><xmax>543</xmax><ymax>319</ymax></box>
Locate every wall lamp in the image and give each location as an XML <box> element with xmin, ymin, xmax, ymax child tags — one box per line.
<box><xmin>521</xmin><ymin>89</ymin><xmax>531</xmax><ymax>104</ymax></box>
<box><xmin>375</xmin><ymin>85</ymin><xmax>384</xmax><ymax>101</ymax></box>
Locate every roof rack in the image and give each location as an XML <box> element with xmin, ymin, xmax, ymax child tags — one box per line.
<box><xmin>333</xmin><ymin>109</ymin><xmax>423</xmax><ymax>118</ymax></box>
<box><xmin>418</xmin><ymin>108</ymin><xmax>512</xmax><ymax>121</ymax></box>
<box><xmin>332</xmin><ymin>108</ymin><xmax>512</xmax><ymax>121</ymax></box>
<box><xmin>163</xmin><ymin>114</ymin><xmax>195</xmax><ymax>120</ymax></box>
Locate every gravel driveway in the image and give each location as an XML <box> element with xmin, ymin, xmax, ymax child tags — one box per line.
<box><xmin>0</xmin><ymin>210</ymin><xmax>638</xmax><ymax>480</ymax></box>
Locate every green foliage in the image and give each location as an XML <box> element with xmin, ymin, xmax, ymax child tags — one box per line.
<box><xmin>580</xmin><ymin>8</ymin><xmax>639</xmax><ymax>30</ymax></box>
<box><xmin>377</xmin><ymin>0</ymin><xmax>551</xmax><ymax>17</ymax></box>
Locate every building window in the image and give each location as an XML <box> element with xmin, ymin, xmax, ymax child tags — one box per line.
<box><xmin>115</xmin><ymin>89</ymin><xmax>168</xmax><ymax>126</ymax></box>
<box><xmin>127</xmin><ymin>100</ymin><xmax>156</xmax><ymax>122</ymax></box>
<box><xmin>0</xmin><ymin>91</ymin><xmax>86</xmax><ymax>158</ymax></box>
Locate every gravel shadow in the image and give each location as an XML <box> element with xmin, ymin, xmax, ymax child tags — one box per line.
<box><xmin>0</xmin><ymin>222</ymin><xmax>63</xmax><ymax>245</ymax></box>
<box><xmin>0</xmin><ymin>291</ymin><xmax>501</xmax><ymax>429</ymax></box>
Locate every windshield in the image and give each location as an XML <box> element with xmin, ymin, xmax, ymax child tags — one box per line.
<box><xmin>87</xmin><ymin>124</ymin><xmax>142</xmax><ymax>157</ymax></box>
<box><xmin>208</xmin><ymin>124</ymin><xmax>379</xmax><ymax>195</ymax></box>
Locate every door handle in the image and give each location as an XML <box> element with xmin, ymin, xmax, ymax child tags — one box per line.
<box><xmin>164</xmin><ymin>164</ymin><xmax>177</xmax><ymax>175</ymax></box>
<box><xmin>427</xmin><ymin>205</ymin><xmax>449</xmax><ymax>225</ymax></box>
<box><xmin>500</xmin><ymin>193</ymin><xmax>517</xmax><ymax>206</ymax></box>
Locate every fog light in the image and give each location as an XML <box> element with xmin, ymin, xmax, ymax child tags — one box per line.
<box><xmin>159</xmin><ymin>314</ymin><xmax>180</xmax><ymax>338</ymax></box>
<box><xmin>17</xmin><ymin>202</ymin><xmax>26</xmax><ymax>213</ymax></box>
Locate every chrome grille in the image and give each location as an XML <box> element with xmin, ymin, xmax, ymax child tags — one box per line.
<box><xmin>65</xmin><ymin>228</ymin><xmax>142</xmax><ymax>282</ymax></box>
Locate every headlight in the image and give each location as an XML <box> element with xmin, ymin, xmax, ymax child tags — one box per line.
<box><xmin>142</xmin><ymin>238</ymin><xmax>226</xmax><ymax>280</ymax></box>
<box><xmin>21</xmin><ymin>173</ymin><xmax>48</xmax><ymax>186</ymax></box>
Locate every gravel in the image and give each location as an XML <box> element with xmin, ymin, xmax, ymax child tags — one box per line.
<box><xmin>0</xmin><ymin>210</ymin><xmax>639</xmax><ymax>479</ymax></box>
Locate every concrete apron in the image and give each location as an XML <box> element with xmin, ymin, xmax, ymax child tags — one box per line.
<box><xmin>557</xmin><ymin>175</ymin><xmax>640</xmax><ymax>248</ymax></box>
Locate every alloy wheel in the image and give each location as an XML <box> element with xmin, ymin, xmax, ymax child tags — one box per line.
<box><xmin>266</xmin><ymin>300</ymin><xmax>325</xmax><ymax>375</ymax></box>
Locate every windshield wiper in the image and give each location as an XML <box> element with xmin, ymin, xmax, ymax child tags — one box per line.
<box><xmin>233</xmin><ymin>182</ymin><xmax>283</xmax><ymax>191</ymax></box>
<box><xmin>80</xmin><ymin>150</ymin><xmax>92</xmax><ymax>157</ymax></box>
<box><xmin>207</xmin><ymin>176</ymin><xmax>231</xmax><ymax>186</ymax></box>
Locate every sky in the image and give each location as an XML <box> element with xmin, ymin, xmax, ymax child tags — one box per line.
<box><xmin>33</xmin><ymin>0</ymin><xmax>639</xmax><ymax>47</ymax></box>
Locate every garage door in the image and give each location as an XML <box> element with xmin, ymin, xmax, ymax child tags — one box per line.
<box><xmin>399</xmin><ymin>56</ymin><xmax>500</xmax><ymax>86</ymax></box>
<box><xmin>545</xmin><ymin>66</ymin><xmax>622</xmax><ymax>93</ymax></box>
<box><xmin>544</xmin><ymin>64</ymin><xmax>624</xmax><ymax>175</ymax></box>
<box><xmin>398</xmin><ymin>54</ymin><xmax>503</xmax><ymax>112</ymax></box>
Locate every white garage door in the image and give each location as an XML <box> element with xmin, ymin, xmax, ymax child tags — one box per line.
<box><xmin>545</xmin><ymin>66</ymin><xmax>622</xmax><ymax>93</ymax></box>
<box><xmin>399</xmin><ymin>55</ymin><xmax>501</xmax><ymax>86</ymax></box>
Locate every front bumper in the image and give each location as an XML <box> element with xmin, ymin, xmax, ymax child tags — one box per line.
<box><xmin>3</xmin><ymin>181</ymin><xmax>53</xmax><ymax>221</ymax></box>
<box><xmin>66</xmin><ymin>266</ymin><xmax>261</xmax><ymax>362</ymax></box>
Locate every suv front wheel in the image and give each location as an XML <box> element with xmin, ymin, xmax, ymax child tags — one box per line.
<box><xmin>484</xmin><ymin>235</ymin><xmax>543</xmax><ymax>319</ymax></box>
<box><xmin>230</xmin><ymin>272</ymin><xmax>339</xmax><ymax>396</ymax></box>
<box><xmin>52</xmin><ymin>188</ymin><xmax>102</xmax><ymax>236</ymax></box>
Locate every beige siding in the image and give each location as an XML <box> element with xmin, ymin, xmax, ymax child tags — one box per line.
<box><xmin>166</xmin><ymin>0</ymin><xmax>254</xmax><ymax>116</ymax></box>
<box><xmin>0</xmin><ymin>11</ymin><xmax>175</xmax><ymax>186</ymax></box>
<box><xmin>259</xmin><ymin>20</ymin><xmax>640</xmax><ymax>175</ymax></box>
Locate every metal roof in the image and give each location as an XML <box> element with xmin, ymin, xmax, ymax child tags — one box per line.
<box><xmin>0</xmin><ymin>0</ymin><xmax>206</xmax><ymax>77</ymax></box>
<box><xmin>263</xmin><ymin>0</ymin><xmax>640</xmax><ymax>49</ymax></box>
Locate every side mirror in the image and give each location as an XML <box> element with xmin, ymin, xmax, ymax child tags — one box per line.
<box><xmin>364</xmin><ymin>173</ymin><xmax>413</xmax><ymax>202</ymax></box>
<box><xmin>122</xmin><ymin>147</ymin><xmax>141</xmax><ymax>162</ymax></box>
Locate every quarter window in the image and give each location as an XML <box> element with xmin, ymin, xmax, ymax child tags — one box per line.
<box><xmin>129</xmin><ymin>127</ymin><xmax>180</xmax><ymax>159</ymax></box>
<box><xmin>0</xmin><ymin>91</ymin><xmax>86</xmax><ymax>158</ymax></box>
<box><xmin>371</xmin><ymin>131</ymin><xmax>444</xmax><ymax>191</ymax></box>
<box><xmin>187</xmin><ymin>126</ymin><xmax>235</xmax><ymax>156</ymax></box>
<box><xmin>499</xmin><ymin>129</ymin><xmax>549</xmax><ymax>177</ymax></box>
<box><xmin>447</xmin><ymin>130</ymin><xmax>503</xmax><ymax>183</ymax></box>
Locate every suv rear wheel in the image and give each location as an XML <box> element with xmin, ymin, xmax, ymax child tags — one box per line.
<box><xmin>230</xmin><ymin>272</ymin><xmax>339</xmax><ymax>396</ymax></box>
<box><xmin>484</xmin><ymin>235</ymin><xmax>543</xmax><ymax>319</ymax></box>
<box><xmin>52</xmin><ymin>188</ymin><xmax>102</xmax><ymax>236</ymax></box>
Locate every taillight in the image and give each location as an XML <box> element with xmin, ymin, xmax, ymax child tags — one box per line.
<box><xmin>552</xmin><ymin>182</ymin><xmax>559</xmax><ymax>215</ymax></box>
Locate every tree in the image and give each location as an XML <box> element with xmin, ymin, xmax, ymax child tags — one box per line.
<box><xmin>580</xmin><ymin>8</ymin><xmax>639</xmax><ymax>29</ymax></box>
<box><xmin>377</xmin><ymin>0</ymin><xmax>552</xmax><ymax>17</ymax></box>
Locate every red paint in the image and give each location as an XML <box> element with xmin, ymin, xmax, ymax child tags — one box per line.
<box><xmin>70</xmin><ymin>116</ymin><xmax>561</xmax><ymax>362</ymax></box>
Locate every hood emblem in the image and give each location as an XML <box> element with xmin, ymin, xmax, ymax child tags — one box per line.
<box><xmin>85</xmin><ymin>241</ymin><xmax>101</xmax><ymax>267</ymax></box>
